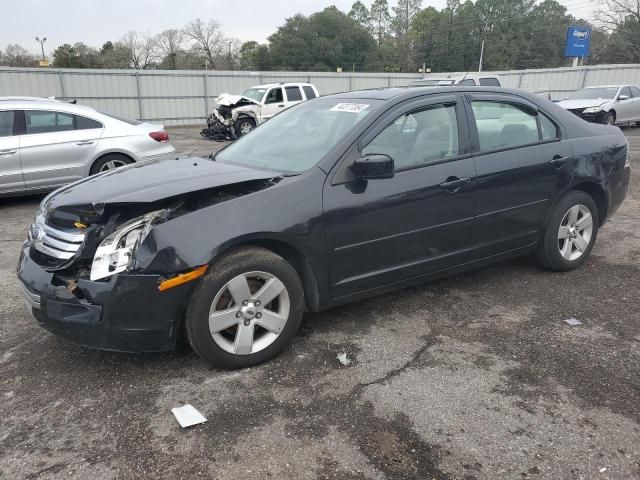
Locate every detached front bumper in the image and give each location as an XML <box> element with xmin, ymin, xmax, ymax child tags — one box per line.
<box><xmin>17</xmin><ymin>244</ymin><xmax>195</xmax><ymax>352</ymax></box>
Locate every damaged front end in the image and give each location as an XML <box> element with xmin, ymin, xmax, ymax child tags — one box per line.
<box><xmin>200</xmin><ymin>93</ymin><xmax>259</xmax><ymax>141</ymax></box>
<box><xmin>17</xmin><ymin>160</ymin><xmax>282</xmax><ymax>352</ymax></box>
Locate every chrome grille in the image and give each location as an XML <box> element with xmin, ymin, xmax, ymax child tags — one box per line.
<box><xmin>30</xmin><ymin>215</ymin><xmax>85</xmax><ymax>260</ymax></box>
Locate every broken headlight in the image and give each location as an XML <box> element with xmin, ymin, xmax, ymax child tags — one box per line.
<box><xmin>90</xmin><ymin>210</ymin><xmax>169</xmax><ymax>281</ymax></box>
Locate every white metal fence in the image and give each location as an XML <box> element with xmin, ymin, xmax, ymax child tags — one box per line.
<box><xmin>2</xmin><ymin>64</ymin><xmax>640</xmax><ymax>125</ymax></box>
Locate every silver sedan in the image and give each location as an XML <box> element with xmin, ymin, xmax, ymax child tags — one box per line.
<box><xmin>0</xmin><ymin>97</ymin><xmax>175</xmax><ymax>196</ymax></box>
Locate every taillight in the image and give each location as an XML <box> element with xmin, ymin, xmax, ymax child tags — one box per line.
<box><xmin>149</xmin><ymin>131</ymin><xmax>169</xmax><ymax>142</ymax></box>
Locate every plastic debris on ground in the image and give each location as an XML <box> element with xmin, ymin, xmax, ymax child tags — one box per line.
<box><xmin>337</xmin><ymin>352</ymin><xmax>352</xmax><ymax>366</ymax></box>
<box><xmin>171</xmin><ymin>404</ymin><xmax>207</xmax><ymax>428</ymax></box>
<box><xmin>564</xmin><ymin>318</ymin><xmax>582</xmax><ymax>326</ymax></box>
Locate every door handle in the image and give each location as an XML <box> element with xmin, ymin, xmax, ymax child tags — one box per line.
<box><xmin>439</xmin><ymin>177</ymin><xmax>471</xmax><ymax>191</ymax></box>
<box><xmin>277</xmin><ymin>104</ymin><xmax>285</xmax><ymax>108</ymax></box>
<box><xmin>549</xmin><ymin>155</ymin><xmax>569</xmax><ymax>168</ymax></box>
<box><xmin>76</xmin><ymin>141</ymin><xmax>94</xmax><ymax>146</ymax></box>
<box><xmin>0</xmin><ymin>149</ymin><xmax>17</xmax><ymax>154</ymax></box>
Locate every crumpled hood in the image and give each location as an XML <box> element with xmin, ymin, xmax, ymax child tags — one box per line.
<box><xmin>557</xmin><ymin>99</ymin><xmax>609</xmax><ymax>110</ymax></box>
<box><xmin>215</xmin><ymin>93</ymin><xmax>258</xmax><ymax>107</ymax></box>
<box><xmin>45</xmin><ymin>157</ymin><xmax>277</xmax><ymax>209</ymax></box>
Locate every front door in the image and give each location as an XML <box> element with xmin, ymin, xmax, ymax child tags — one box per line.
<box><xmin>323</xmin><ymin>96</ymin><xmax>477</xmax><ymax>299</ymax></box>
<box><xmin>465</xmin><ymin>94</ymin><xmax>573</xmax><ymax>255</ymax></box>
<box><xmin>261</xmin><ymin>87</ymin><xmax>285</xmax><ymax>121</ymax></box>
<box><xmin>0</xmin><ymin>110</ymin><xmax>24</xmax><ymax>194</ymax></box>
<box><xmin>19</xmin><ymin>110</ymin><xmax>100</xmax><ymax>190</ymax></box>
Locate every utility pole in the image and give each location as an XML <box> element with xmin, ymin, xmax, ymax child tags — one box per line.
<box><xmin>228</xmin><ymin>41</ymin><xmax>232</xmax><ymax>70</ymax></box>
<box><xmin>35</xmin><ymin>36</ymin><xmax>47</xmax><ymax>61</ymax></box>
<box><xmin>479</xmin><ymin>40</ymin><xmax>485</xmax><ymax>72</ymax></box>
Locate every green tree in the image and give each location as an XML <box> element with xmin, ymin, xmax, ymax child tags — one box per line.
<box><xmin>391</xmin><ymin>0</ymin><xmax>423</xmax><ymax>71</ymax></box>
<box><xmin>239</xmin><ymin>41</ymin><xmax>271</xmax><ymax>70</ymax></box>
<box><xmin>349</xmin><ymin>1</ymin><xmax>371</xmax><ymax>31</ymax></box>
<box><xmin>370</xmin><ymin>0</ymin><xmax>391</xmax><ymax>45</ymax></box>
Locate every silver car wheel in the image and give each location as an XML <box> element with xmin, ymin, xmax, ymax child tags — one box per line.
<box><xmin>239</xmin><ymin>121</ymin><xmax>254</xmax><ymax>135</ymax></box>
<box><xmin>208</xmin><ymin>271</ymin><xmax>290</xmax><ymax>355</ymax></box>
<box><xmin>99</xmin><ymin>160</ymin><xmax>128</xmax><ymax>172</ymax></box>
<box><xmin>558</xmin><ymin>204</ymin><xmax>593</xmax><ymax>261</ymax></box>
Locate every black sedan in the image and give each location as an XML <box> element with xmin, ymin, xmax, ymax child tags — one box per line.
<box><xmin>18</xmin><ymin>87</ymin><xmax>631</xmax><ymax>368</ymax></box>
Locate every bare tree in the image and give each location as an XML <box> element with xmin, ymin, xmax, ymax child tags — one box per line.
<box><xmin>595</xmin><ymin>0</ymin><xmax>640</xmax><ymax>62</ymax></box>
<box><xmin>2</xmin><ymin>44</ymin><xmax>37</xmax><ymax>67</ymax></box>
<box><xmin>118</xmin><ymin>31</ymin><xmax>159</xmax><ymax>69</ymax></box>
<box><xmin>183</xmin><ymin>18</ymin><xmax>225</xmax><ymax>68</ymax></box>
<box><xmin>156</xmin><ymin>29</ymin><xmax>184</xmax><ymax>68</ymax></box>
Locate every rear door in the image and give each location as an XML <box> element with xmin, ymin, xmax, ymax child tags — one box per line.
<box><xmin>0</xmin><ymin>110</ymin><xmax>24</xmax><ymax>194</ymax></box>
<box><xmin>465</xmin><ymin>93</ymin><xmax>573</xmax><ymax>255</ymax></box>
<box><xmin>284</xmin><ymin>86</ymin><xmax>304</xmax><ymax>107</ymax></box>
<box><xmin>19</xmin><ymin>110</ymin><xmax>102</xmax><ymax>190</ymax></box>
<box><xmin>323</xmin><ymin>95</ymin><xmax>477</xmax><ymax>298</ymax></box>
<box><xmin>261</xmin><ymin>87</ymin><xmax>285</xmax><ymax>120</ymax></box>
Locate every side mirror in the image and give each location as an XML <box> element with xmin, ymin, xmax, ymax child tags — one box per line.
<box><xmin>351</xmin><ymin>154</ymin><xmax>394</xmax><ymax>180</ymax></box>
<box><xmin>618</xmin><ymin>95</ymin><xmax>630</xmax><ymax>101</ymax></box>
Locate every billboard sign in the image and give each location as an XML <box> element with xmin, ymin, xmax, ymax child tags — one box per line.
<box><xmin>565</xmin><ymin>26</ymin><xmax>591</xmax><ymax>57</ymax></box>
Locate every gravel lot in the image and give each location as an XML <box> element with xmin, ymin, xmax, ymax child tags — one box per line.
<box><xmin>1</xmin><ymin>126</ymin><xmax>639</xmax><ymax>480</ymax></box>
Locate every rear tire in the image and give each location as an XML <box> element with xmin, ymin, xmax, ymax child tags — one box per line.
<box><xmin>537</xmin><ymin>191</ymin><xmax>599</xmax><ymax>272</ymax></box>
<box><xmin>90</xmin><ymin>153</ymin><xmax>133</xmax><ymax>175</ymax></box>
<box><xmin>185</xmin><ymin>247</ymin><xmax>304</xmax><ymax>369</ymax></box>
<box><xmin>235</xmin><ymin>117</ymin><xmax>256</xmax><ymax>137</ymax></box>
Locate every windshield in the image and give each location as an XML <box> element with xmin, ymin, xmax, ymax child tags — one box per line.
<box><xmin>410</xmin><ymin>79</ymin><xmax>455</xmax><ymax>87</ymax></box>
<box><xmin>216</xmin><ymin>98</ymin><xmax>381</xmax><ymax>173</ymax></box>
<box><xmin>242</xmin><ymin>88</ymin><xmax>267</xmax><ymax>103</ymax></box>
<box><xmin>568</xmin><ymin>87</ymin><xmax>619</xmax><ymax>100</ymax></box>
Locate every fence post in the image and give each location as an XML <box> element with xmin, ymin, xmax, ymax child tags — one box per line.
<box><xmin>135</xmin><ymin>71</ymin><xmax>144</xmax><ymax>122</ymax></box>
<box><xmin>203</xmin><ymin>72</ymin><xmax>209</xmax><ymax>119</ymax></box>
<box><xmin>580</xmin><ymin>67</ymin><xmax>589</xmax><ymax>89</ymax></box>
<box><xmin>387</xmin><ymin>75</ymin><xmax>391</xmax><ymax>87</ymax></box>
<box><xmin>517</xmin><ymin>71</ymin><xmax>524</xmax><ymax>88</ymax></box>
<box><xmin>58</xmin><ymin>70</ymin><xmax>67</xmax><ymax>99</ymax></box>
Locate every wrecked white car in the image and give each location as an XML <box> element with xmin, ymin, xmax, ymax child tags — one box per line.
<box><xmin>201</xmin><ymin>82</ymin><xmax>319</xmax><ymax>140</ymax></box>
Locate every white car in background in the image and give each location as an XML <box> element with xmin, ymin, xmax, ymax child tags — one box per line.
<box><xmin>409</xmin><ymin>74</ymin><xmax>502</xmax><ymax>87</ymax></box>
<box><xmin>0</xmin><ymin>97</ymin><xmax>174</xmax><ymax>196</ymax></box>
<box><xmin>557</xmin><ymin>85</ymin><xmax>640</xmax><ymax>125</ymax></box>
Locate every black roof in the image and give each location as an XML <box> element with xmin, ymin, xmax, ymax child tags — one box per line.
<box><xmin>329</xmin><ymin>85</ymin><xmax>528</xmax><ymax>102</ymax></box>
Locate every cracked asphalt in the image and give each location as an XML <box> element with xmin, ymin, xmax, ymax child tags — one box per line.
<box><xmin>1</xmin><ymin>126</ymin><xmax>639</xmax><ymax>480</ymax></box>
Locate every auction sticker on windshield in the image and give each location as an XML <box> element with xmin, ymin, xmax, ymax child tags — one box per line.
<box><xmin>330</xmin><ymin>103</ymin><xmax>370</xmax><ymax>113</ymax></box>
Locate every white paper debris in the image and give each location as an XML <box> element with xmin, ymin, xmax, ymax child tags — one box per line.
<box><xmin>171</xmin><ymin>404</ymin><xmax>207</xmax><ymax>428</ymax></box>
<box><xmin>337</xmin><ymin>353</ymin><xmax>352</xmax><ymax>366</ymax></box>
<box><xmin>564</xmin><ymin>318</ymin><xmax>582</xmax><ymax>326</ymax></box>
<box><xmin>599</xmin><ymin>467</ymin><xmax>607</xmax><ymax>473</ymax></box>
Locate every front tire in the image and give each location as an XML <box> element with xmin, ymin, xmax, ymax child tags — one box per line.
<box><xmin>185</xmin><ymin>247</ymin><xmax>304</xmax><ymax>369</ymax></box>
<box><xmin>537</xmin><ymin>191</ymin><xmax>599</xmax><ymax>272</ymax></box>
<box><xmin>603</xmin><ymin>111</ymin><xmax>616</xmax><ymax>126</ymax></box>
<box><xmin>234</xmin><ymin>117</ymin><xmax>256</xmax><ymax>137</ymax></box>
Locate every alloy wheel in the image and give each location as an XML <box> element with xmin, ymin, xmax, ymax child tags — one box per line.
<box><xmin>558</xmin><ymin>204</ymin><xmax>593</xmax><ymax>261</ymax></box>
<box><xmin>239</xmin><ymin>122</ymin><xmax>254</xmax><ymax>135</ymax></box>
<box><xmin>99</xmin><ymin>159</ymin><xmax>128</xmax><ymax>172</ymax></box>
<box><xmin>208</xmin><ymin>271</ymin><xmax>290</xmax><ymax>355</ymax></box>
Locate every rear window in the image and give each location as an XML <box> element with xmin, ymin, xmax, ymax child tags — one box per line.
<box><xmin>25</xmin><ymin>110</ymin><xmax>74</xmax><ymax>134</ymax></box>
<box><xmin>99</xmin><ymin>111</ymin><xmax>141</xmax><ymax>125</ymax></box>
<box><xmin>0</xmin><ymin>111</ymin><xmax>14</xmax><ymax>137</ymax></box>
<box><xmin>285</xmin><ymin>86</ymin><xmax>303</xmax><ymax>102</ymax></box>
<box><xmin>303</xmin><ymin>86</ymin><xmax>317</xmax><ymax>99</ymax></box>
<box><xmin>479</xmin><ymin>77</ymin><xmax>501</xmax><ymax>87</ymax></box>
<box><xmin>75</xmin><ymin>115</ymin><xmax>103</xmax><ymax>130</ymax></box>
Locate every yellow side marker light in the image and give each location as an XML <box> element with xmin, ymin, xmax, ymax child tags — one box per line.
<box><xmin>158</xmin><ymin>265</ymin><xmax>208</xmax><ymax>292</ymax></box>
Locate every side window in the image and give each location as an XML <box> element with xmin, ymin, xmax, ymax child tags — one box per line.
<box><xmin>363</xmin><ymin>104</ymin><xmax>459</xmax><ymax>169</ymax></box>
<box><xmin>25</xmin><ymin>110</ymin><xmax>75</xmax><ymax>134</ymax></box>
<box><xmin>459</xmin><ymin>79</ymin><xmax>476</xmax><ymax>86</ymax></box>
<box><xmin>0</xmin><ymin>111</ymin><xmax>15</xmax><ymax>137</ymax></box>
<box><xmin>479</xmin><ymin>77</ymin><xmax>501</xmax><ymax>87</ymax></box>
<box><xmin>619</xmin><ymin>87</ymin><xmax>632</xmax><ymax>99</ymax></box>
<box><xmin>540</xmin><ymin>113</ymin><xmax>559</xmax><ymax>140</ymax></box>
<box><xmin>285</xmin><ymin>86</ymin><xmax>303</xmax><ymax>102</ymax></box>
<box><xmin>265</xmin><ymin>88</ymin><xmax>283</xmax><ymax>104</ymax></box>
<box><xmin>75</xmin><ymin>115</ymin><xmax>103</xmax><ymax>130</ymax></box>
<box><xmin>630</xmin><ymin>86</ymin><xmax>640</xmax><ymax>98</ymax></box>
<box><xmin>303</xmin><ymin>86</ymin><xmax>317</xmax><ymax>99</ymax></box>
<box><xmin>471</xmin><ymin>101</ymin><xmax>539</xmax><ymax>151</ymax></box>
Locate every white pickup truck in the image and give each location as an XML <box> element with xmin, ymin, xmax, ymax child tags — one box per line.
<box><xmin>203</xmin><ymin>82</ymin><xmax>320</xmax><ymax>139</ymax></box>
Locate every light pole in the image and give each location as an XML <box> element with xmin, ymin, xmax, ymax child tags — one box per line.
<box><xmin>35</xmin><ymin>37</ymin><xmax>47</xmax><ymax>61</ymax></box>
